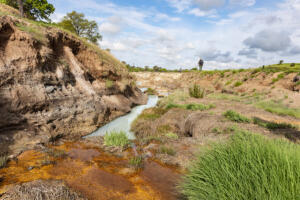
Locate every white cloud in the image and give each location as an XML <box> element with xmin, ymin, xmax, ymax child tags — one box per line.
<box><xmin>193</xmin><ymin>0</ymin><xmax>225</xmax><ymax>10</ymax></box>
<box><xmin>165</xmin><ymin>0</ymin><xmax>192</xmax><ymax>12</ymax></box>
<box><xmin>230</xmin><ymin>0</ymin><xmax>256</xmax><ymax>7</ymax></box>
<box><xmin>50</xmin><ymin>0</ymin><xmax>300</xmax><ymax>70</ymax></box>
<box><xmin>99</xmin><ymin>16</ymin><xmax>123</xmax><ymax>35</ymax></box>
<box><xmin>188</xmin><ymin>8</ymin><xmax>216</xmax><ymax>17</ymax></box>
<box><xmin>244</xmin><ymin>30</ymin><xmax>291</xmax><ymax>52</ymax></box>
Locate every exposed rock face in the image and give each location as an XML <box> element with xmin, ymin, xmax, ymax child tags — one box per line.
<box><xmin>0</xmin><ymin>15</ymin><xmax>147</xmax><ymax>154</ymax></box>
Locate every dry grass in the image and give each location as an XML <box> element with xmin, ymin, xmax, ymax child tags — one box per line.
<box><xmin>2</xmin><ymin>180</ymin><xmax>86</xmax><ymax>200</ymax></box>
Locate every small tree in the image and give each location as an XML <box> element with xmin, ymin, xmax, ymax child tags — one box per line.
<box><xmin>290</xmin><ymin>63</ymin><xmax>295</xmax><ymax>67</ymax></box>
<box><xmin>2</xmin><ymin>0</ymin><xmax>55</xmax><ymax>21</ymax></box>
<box><xmin>279</xmin><ymin>60</ymin><xmax>284</xmax><ymax>65</ymax></box>
<box><xmin>58</xmin><ymin>11</ymin><xmax>102</xmax><ymax>43</ymax></box>
<box><xmin>198</xmin><ymin>59</ymin><xmax>204</xmax><ymax>71</ymax></box>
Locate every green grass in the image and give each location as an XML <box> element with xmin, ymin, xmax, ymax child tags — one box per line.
<box><xmin>104</xmin><ymin>131</ymin><xmax>130</xmax><ymax>148</ymax></box>
<box><xmin>137</xmin><ymin>107</ymin><xmax>168</xmax><ymax>120</ymax></box>
<box><xmin>129</xmin><ymin>156</ymin><xmax>143</xmax><ymax>169</ymax></box>
<box><xmin>256</xmin><ymin>101</ymin><xmax>300</xmax><ymax>119</ymax></box>
<box><xmin>207</xmin><ymin>93</ymin><xmax>242</xmax><ymax>102</ymax></box>
<box><xmin>16</xmin><ymin>23</ymin><xmax>47</xmax><ymax>44</ymax></box>
<box><xmin>0</xmin><ymin>155</ymin><xmax>8</xmax><ymax>168</ymax></box>
<box><xmin>234</xmin><ymin>81</ymin><xmax>243</xmax><ymax>87</ymax></box>
<box><xmin>105</xmin><ymin>80</ymin><xmax>114</xmax><ymax>89</ymax></box>
<box><xmin>272</xmin><ymin>72</ymin><xmax>286</xmax><ymax>84</ymax></box>
<box><xmin>189</xmin><ymin>84</ymin><xmax>205</xmax><ymax>98</ymax></box>
<box><xmin>165</xmin><ymin>132</ymin><xmax>179</xmax><ymax>139</ymax></box>
<box><xmin>145</xmin><ymin>88</ymin><xmax>156</xmax><ymax>95</ymax></box>
<box><xmin>223</xmin><ymin>110</ymin><xmax>251</xmax><ymax>123</ymax></box>
<box><xmin>181</xmin><ymin>131</ymin><xmax>300</xmax><ymax>200</ymax></box>
<box><xmin>166</xmin><ymin>103</ymin><xmax>215</xmax><ymax>111</ymax></box>
<box><xmin>253</xmin><ymin>117</ymin><xmax>295</xmax><ymax>130</ymax></box>
<box><xmin>157</xmin><ymin>90</ymin><xmax>189</xmax><ymax>108</ymax></box>
<box><xmin>159</xmin><ymin>146</ymin><xmax>176</xmax><ymax>156</ymax></box>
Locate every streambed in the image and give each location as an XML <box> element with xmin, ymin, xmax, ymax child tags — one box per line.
<box><xmin>86</xmin><ymin>94</ymin><xmax>159</xmax><ymax>139</ymax></box>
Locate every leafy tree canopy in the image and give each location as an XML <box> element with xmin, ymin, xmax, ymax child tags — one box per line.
<box><xmin>58</xmin><ymin>11</ymin><xmax>102</xmax><ymax>43</ymax></box>
<box><xmin>1</xmin><ymin>0</ymin><xmax>55</xmax><ymax>21</ymax></box>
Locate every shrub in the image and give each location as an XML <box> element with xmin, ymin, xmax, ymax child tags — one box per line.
<box><xmin>129</xmin><ymin>156</ymin><xmax>143</xmax><ymax>169</ymax></box>
<box><xmin>181</xmin><ymin>131</ymin><xmax>300</xmax><ymax>200</ymax></box>
<box><xmin>0</xmin><ymin>154</ymin><xmax>8</xmax><ymax>168</ymax></box>
<box><xmin>189</xmin><ymin>84</ymin><xmax>205</xmax><ymax>98</ymax></box>
<box><xmin>291</xmin><ymin>63</ymin><xmax>295</xmax><ymax>67</ymax></box>
<box><xmin>159</xmin><ymin>146</ymin><xmax>176</xmax><ymax>156</ymax></box>
<box><xmin>234</xmin><ymin>81</ymin><xmax>243</xmax><ymax>87</ymax></box>
<box><xmin>223</xmin><ymin>110</ymin><xmax>251</xmax><ymax>123</ymax></box>
<box><xmin>104</xmin><ymin>131</ymin><xmax>130</xmax><ymax>148</ymax></box>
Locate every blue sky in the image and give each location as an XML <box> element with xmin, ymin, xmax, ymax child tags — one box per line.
<box><xmin>49</xmin><ymin>0</ymin><xmax>300</xmax><ymax>70</ymax></box>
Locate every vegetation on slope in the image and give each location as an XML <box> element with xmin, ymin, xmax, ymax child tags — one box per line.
<box><xmin>256</xmin><ymin>101</ymin><xmax>300</xmax><ymax>119</ymax></box>
<box><xmin>181</xmin><ymin>131</ymin><xmax>300</xmax><ymax>200</ymax></box>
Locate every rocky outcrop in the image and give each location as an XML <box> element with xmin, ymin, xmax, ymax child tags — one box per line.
<box><xmin>0</xmin><ymin>15</ymin><xmax>147</xmax><ymax>154</ymax></box>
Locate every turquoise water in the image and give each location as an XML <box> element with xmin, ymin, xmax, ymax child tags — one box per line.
<box><xmin>85</xmin><ymin>95</ymin><xmax>159</xmax><ymax>139</ymax></box>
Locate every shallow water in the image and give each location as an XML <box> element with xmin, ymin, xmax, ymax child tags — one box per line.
<box><xmin>86</xmin><ymin>95</ymin><xmax>159</xmax><ymax>139</ymax></box>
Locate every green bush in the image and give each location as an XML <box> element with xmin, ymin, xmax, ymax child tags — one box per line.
<box><xmin>223</xmin><ymin>110</ymin><xmax>251</xmax><ymax>123</ymax></box>
<box><xmin>189</xmin><ymin>84</ymin><xmax>205</xmax><ymax>98</ymax></box>
<box><xmin>104</xmin><ymin>131</ymin><xmax>130</xmax><ymax>148</ymax></box>
<box><xmin>181</xmin><ymin>131</ymin><xmax>300</xmax><ymax>200</ymax></box>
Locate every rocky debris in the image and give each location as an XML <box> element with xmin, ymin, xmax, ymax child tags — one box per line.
<box><xmin>0</xmin><ymin>15</ymin><xmax>147</xmax><ymax>155</ymax></box>
<box><xmin>293</xmin><ymin>75</ymin><xmax>300</xmax><ymax>82</ymax></box>
<box><xmin>183</xmin><ymin>112</ymin><xmax>224</xmax><ymax>138</ymax></box>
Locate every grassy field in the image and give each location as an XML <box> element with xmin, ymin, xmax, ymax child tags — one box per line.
<box><xmin>181</xmin><ymin>131</ymin><xmax>300</xmax><ymax>200</ymax></box>
<box><xmin>256</xmin><ymin>101</ymin><xmax>300</xmax><ymax>119</ymax></box>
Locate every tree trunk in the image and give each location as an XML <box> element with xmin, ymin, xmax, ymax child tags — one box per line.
<box><xmin>17</xmin><ymin>0</ymin><xmax>24</xmax><ymax>17</ymax></box>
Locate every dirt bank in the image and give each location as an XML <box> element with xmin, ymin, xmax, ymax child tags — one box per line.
<box><xmin>0</xmin><ymin>11</ymin><xmax>146</xmax><ymax>156</ymax></box>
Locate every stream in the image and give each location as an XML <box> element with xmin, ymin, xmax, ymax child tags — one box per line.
<box><xmin>86</xmin><ymin>93</ymin><xmax>159</xmax><ymax>139</ymax></box>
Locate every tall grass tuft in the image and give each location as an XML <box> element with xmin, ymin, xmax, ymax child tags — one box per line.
<box><xmin>0</xmin><ymin>154</ymin><xmax>8</xmax><ymax>168</ymax></box>
<box><xmin>104</xmin><ymin>131</ymin><xmax>130</xmax><ymax>148</ymax></box>
<box><xmin>189</xmin><ymin>84</ymin><xmax>205</xmax><ymax>98</ymax></box>
<box><xmin>223</xmin><ymin>110</ymin><xmax>251</xmax><ymax>123</ymax></box>
<box><xmin>181</xmin><ymin>131</ymin><xmax>300</xmax><ymax>200</ymax></box>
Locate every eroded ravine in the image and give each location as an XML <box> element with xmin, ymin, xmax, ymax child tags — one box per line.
<box><xmin>0</xmin><ymin>142</ymin><xmax>181</xmax><ymax>200</ymax></box>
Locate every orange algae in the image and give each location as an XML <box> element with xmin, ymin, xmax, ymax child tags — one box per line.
<box><xmin>0</xmin><ymin>142</ymin><xmax>180</xmax><ymax>200</ymax></box>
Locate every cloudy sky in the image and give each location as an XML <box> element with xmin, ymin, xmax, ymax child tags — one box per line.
<box><xmin>49</xmin><ymin>0</ymin><xmax>300</xmax><ymax>70</ymax></box>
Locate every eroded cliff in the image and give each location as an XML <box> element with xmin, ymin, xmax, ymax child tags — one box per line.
<box><xmin>0</xmin><ymin>11</ymin><xmax>146</xmax><ymax>155</ymax></box>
